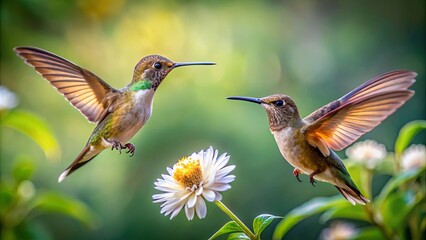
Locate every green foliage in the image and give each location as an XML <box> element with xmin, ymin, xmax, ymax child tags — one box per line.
<box><xmin>352</xmin><ymin>227</ymin><xmax>386</xmax><ymax>240</ymax></box>
<box><xmin>375</xmin><ymin>167</ymin><xmax>425</xmax><ymax>207</ymax></box>
<box><xmin>252</xmin><ymin>214</ymin><xmax>281</xmax><ymax>238</ymax></box>
<box><xmin>273</xmin><ymin>197</ymin><xmax>348</xmax><ymax>240</ymax></box>
<box><xmin>395</xmin><ymin>120</ymin><xmax>426</xmax><ymax>155</ymax></box>
<box><xmin>226</xmin><ymin>233</ymin><xmax>250</xmax><ymax>240</ymax></box>
<box><xmin>320</xmin><ymin>204</ymin><xmax>368</xmax><ymax>223</ymax></box>
<box><xmin>0</xmin><ymin>109</ymin><xmax>96</xmax><ymax>240</ymax></box>
<box><xmin>1</xmin><ymin>159</ymin><xmax>97</xmax><ymax>240</ymax></box>
<box><xmin>272</xmin><ymin>121</ymin><xmax>426</xmax><ymax>240</ymax></box>
<box><xmin>0</xmin><ymin>110</ymin><xmax>61</xmax><ymax>161</ymax></box>
<box><xmin>210</xmin><ymin>214</ymin><xmax>280</xmax><ymax>240</ymax></box>
<box><xmin>210</xmin><ymin>221</ymin><xmax>245</xmax><ymax>240</ymax></box>
<box><xmin>32</xmin><ymin>192</ymin><xmax>96</xmax><ymax>228</ymax></box>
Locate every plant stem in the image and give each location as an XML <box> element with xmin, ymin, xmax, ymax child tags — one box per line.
<box><xmin>361</xmin><ymin>168</ymin><xmax>396</xmax><ymax>240</ymax></box>
<box><xmin>364</xmin><ymin>203</ymin><xmax>396</xmax><ymax>240</ymax></box>
<box><xmin>214</xmin><ymin>201</ymin><xmax>256</xmax><ymax>240</ymax></box>
<box><xmin>362</xmin><ymin>168</ymin><xmax>373</xmax><ymax>200</ymax></box>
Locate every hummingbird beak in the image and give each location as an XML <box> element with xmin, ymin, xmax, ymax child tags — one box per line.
<box><xmin>173</xmin><ymin>62</ymin><xmax>216</xmax><ymax>68</ymax></box>
<box><xmin>226</xmin><ymin>96</ymin><xmax>263</xmax><ymax>104</ymax></box>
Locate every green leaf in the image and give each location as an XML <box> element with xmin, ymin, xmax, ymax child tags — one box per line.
<box><xmin>380</xmin><ymin>192</ymin><xmax>410</xmax><ymax>231</ymax></box>
<box><xmin>0</xmin><ymin>183</ymin><xmax>14</xmax><ymax>216</ymax></box>
<box><xmin>320</xmin><ymin>204</ymin><xmax>368</xmax><ymax>223</ymax></box>
<box><xmin>0</xmin><ymin>110</ymin><xmax>61</xmax><ymax>161</ymax></box>
<box><xmin>12</xmin><ymin>157</ymin><xmax>35</xmax><ymax>183</ymax></box>
<box><xmin>379</xmin><ymin>190</ymin><xmax>424</xmax><ymax>232</ymax></box>
<box><xmin>375</xmin><ymin>167</ymin><xmax>425</xmax><ymax>207</ymax></box>
<box><xmin>375</xmin><ymin>155</ymin><xmax>396</xmax><ymax>175</ymax></box>
<box><xmin>209</xmin><ymin>221</ymin><xmax>243</xmax><ymax>240</ymax></box>
<box><xmin>395</xmin><ymin>120</ymin><xmax>426</xmax><ymax>155</ymax></box>
<box><xmin>272</xmin><ymin>196</ymin><xmax>348</xmax><ymax>240</ymax></box>
<box><xmin>253</xmin><ymin>214</ymin><xmax>281</xmax><ymax>237</ymax></box>
<box><xmin>31</xmin><ymin>192</ymin><xmax>96</xmax><ymax>228</ymax></box>
<box><xmin>352</xmin><ymin>227</ymin><xmax>386</xmax><ymax>240</ymax></box>
<box><xmin>226</xmin><ymin>233</ymin><xmax>250</xmax><ymax>240</ymax></box>
<box><xmin>346</xmin><ymin>161</ymin><xmax>363</xmax><ymax>191</ymax></box>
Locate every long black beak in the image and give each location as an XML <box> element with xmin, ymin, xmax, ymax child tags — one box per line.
<box><xmin>173</xmin><ymin>62</ymin><xmax>216</xmax><ymax>68</ymax></box>
<box><xmin>227</xmin><ymin>96</ymin><xmax>263</xmax><ymax>104</ymax></box>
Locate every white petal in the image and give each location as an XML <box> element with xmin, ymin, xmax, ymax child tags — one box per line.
<box><xmin>214</xmin><ymin>192</ymin><xmax>223</xmax><ymax>201</ymax></box>
<box><xmin>164</xmin><ymin>173</ymin><xmax>177</xmax><ymax>180</ymax></box>
<box><xmin>203</xmin><ymin>172</ymin><xmax>217</xmax><ymax>187</ymax></box>
<box><xmin>196</xmin><ymin>186</ymin><xmax>204</xmax><ymax>196</ymax></box>
<box><xmin>185</xmin><ymin>204</ymin><xmax>195</xmax><ymax>220</ymax></box>
<box><xmin>195</xmin><ymin>197</ymin><xmax>207</xmax><ymax>219</ymax></box>
<box><xmin>179</xmin><ymin>191</ymin><xmax>193</xmax><ymax>201</ymax></box>
<box><xmin>187</xmin><ymin>193</ymin><xmax>197</xmax><ymax>208</ymax></box>
<box><xmin>205</xmin><ymin>147</ymin><xmax>213</xmax><ymax>164</ymax></box>
<box><xmin>169</xmin><ymin>202</ymin><xmax>185</xmax><ymax>219</ymax></box>
<box><xmin>216</xmin><ymin>175</ymin><xmax>236</xmax><ymax>184</ymax></box>
<box><xmin>216</xmin><ymin>165</ymin><xmax>235</xmax><ymax>177</ymax></box>
<box><xmin>202</xmin><ymin>189</ymin><xmax>216</xmax><ymax>202</ymax></box>
<box><xmin>153</xmin><ymin>192</ymin><xmax>174</xmax><ymax>201</ymax></box>
<box><xmin>162</xmin><ymin>200</ymin><xmax>181</xmax><ymax>214</ymax></box>
<box><xmin>215</xmin><ymin>153</ymin><xmax>230</xmax><ymax>169</ymax></box>
<box><xmin>209</xmin><ymin>183</ymin><xmax>231</xmax><ymax>191</ymax></box>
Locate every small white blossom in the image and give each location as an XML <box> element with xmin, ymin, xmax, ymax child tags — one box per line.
<box><xmin>320</xmin><ymin>222</ymin><xmax>357</xmax><ymax>240</ymax></box>
<box><xmin>346</xmin><ymin>140</ymin><xmax>387</xmax><ymax>169</ymax></box>
<box><xmin>0</xmin><ymin>86</ymin><xmax>18</xmax><ymax>110</ymax></box>
<box><xmin>401</xmin><ymin>144</ymin><xmax>426</xmax><ymax>171</ymax></box>
<box><xmin>153</xmin><ymin>147</ymin><xmax>235</xmax><ymax>220</ymax></box>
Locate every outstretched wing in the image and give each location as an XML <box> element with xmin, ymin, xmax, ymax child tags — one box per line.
<box><xmin>302</xmin><ymin>70</ymin><xmax>416</xmax><ymax>156</ymax></box>
<box><xmin>14</xmin><ymin>46</ymin><xmax>117</xmax><ymax>123</ymax></box>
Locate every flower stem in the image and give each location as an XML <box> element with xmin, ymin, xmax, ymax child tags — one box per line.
<box><xmin>214</xmin><ymin>201</ymin><xmax>256</xmax><ymax>240</ymax></box>
<box><xmin>363</xmin><ymin>204</ymin><xmax>396</xmax><ymax>240</ymax></box>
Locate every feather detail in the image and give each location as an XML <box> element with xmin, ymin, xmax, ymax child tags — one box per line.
<box><xmin>14</xmin><ymin>46</ymin><xmax>118</xmax><ymax>123</ymax></box>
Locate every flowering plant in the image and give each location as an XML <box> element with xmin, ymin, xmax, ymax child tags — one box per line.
<box><xmin>153</xmin><ymin>147</ymin><xmax>280</xmax><ymax>239</ymax></box>
<box><xmin>273</xmin><ymin>120</ymin><xmax>426</xmax><ymax>240</ymax></box>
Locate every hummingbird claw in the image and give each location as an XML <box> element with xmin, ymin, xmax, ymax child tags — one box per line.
<box><xmin>124</xmin><ymin>143</ymin><xmax>135</xmax><ymax>157</ymax></box>
<box><xmin>293</xmin><ymin>168</ymin><xmax>302</xmax><ymax>182</ymax></box>
<box><xmin>111</xmin><ymin>141</ymin><xmax>123</xmax><ymax>154</ymax></box>
<box><xmin>310</xmin><ymin>177</ymin><xmax>316</xmax><ymax>187</ymax></box>
<box><xmin>309</xmin><ymin>170</ymin><xmax>321</xmax><ymax>187</ymax></box>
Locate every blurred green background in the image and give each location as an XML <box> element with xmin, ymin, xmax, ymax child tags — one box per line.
<box><xmin>1</xmin><ymin>0</ymin><xmax>425</xmax><ymax>239</ymax></box>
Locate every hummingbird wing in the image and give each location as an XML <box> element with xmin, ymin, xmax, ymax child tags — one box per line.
<box><xmin>14</xmin><ymin>46</ymin><xmax>117</xmax><ymax>123</ymax></box>
<box><xmin>302</xmin><ymin>70</ymin><xmax>416</xmax><ymax>156</ymax></box>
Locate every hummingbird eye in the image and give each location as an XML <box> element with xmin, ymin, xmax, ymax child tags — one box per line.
<box><xmin>274</xmin><ymin>100</ymin><xmax>284</xmax><ymax>106</ymax></box>
<box><xmin>153</xmin><ymin>62</ymin><xmax>162</xmax><ymax>69</ymax></box>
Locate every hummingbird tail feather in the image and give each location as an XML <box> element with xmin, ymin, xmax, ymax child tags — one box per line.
<box><xmin>58</xmin><ymin>145</ymin><xmax>99</xmax><ymax>183</ymax></box>
<box><xmin>335</xmin><ymin>186</ymin><xmax>369</xmax><ymax>205</ymax></box>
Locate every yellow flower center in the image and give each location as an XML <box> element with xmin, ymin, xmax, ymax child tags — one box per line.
<box><xmin>173</xmin><ymin>157</ymin><xmax>203</xmax><ymax>189</ymax></box>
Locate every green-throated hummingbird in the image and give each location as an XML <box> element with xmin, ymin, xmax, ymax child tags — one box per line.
<box><xmin>15</xmin><ymin>46</ymin><xmax>215</xmax><ymax>182</ymax></box>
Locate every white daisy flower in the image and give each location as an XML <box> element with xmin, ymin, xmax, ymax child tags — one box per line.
<box><xmin>153</xmin><ymin>146</ymin><xmax>235</xmax><ymax>220</ymax></box>
<box><xmin>401</xmin><ymin>144</ymin><xmax>426</xmax><ymax>171</ymax></box>
<box><xmin>346</xmin><ymin>140</ymin><xmax>387</xmax><ymax>169</ymax></box>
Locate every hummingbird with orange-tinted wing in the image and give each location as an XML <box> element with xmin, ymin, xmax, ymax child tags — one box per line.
<box><xmin>14</xmin><ymin>47</ymin><xmax>215</xmax><ymax>182</ymax></box>
<box><xmin>228</xmin><ymin>70</ymin><xmax>416</xmax><ymax>204</ymax></box>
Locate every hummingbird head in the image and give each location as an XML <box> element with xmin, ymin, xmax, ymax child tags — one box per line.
<box><xmin>132</xmin><ymin>55</ymin><xmax>215</xmax><ymax>90</ymax></box>
<box><xmin>227</xmin><ymin>94</ymin><xmax>301</xmax><ymax>131</ymax></box>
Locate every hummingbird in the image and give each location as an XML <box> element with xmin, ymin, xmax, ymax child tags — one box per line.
<box><xmin>227</xmin><ymin>70</ymin><xmax>416</xmax><ymax>205</ymax></box>
<box><xmin>14</xmin><ymin>46</ymin><xmax>215</xmax><ymax>183</ymax></box>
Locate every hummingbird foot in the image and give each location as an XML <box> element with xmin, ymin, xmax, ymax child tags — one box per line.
<box><xmin>293</xmin><ymin>168</ymin><xmax>302</xmax><ymax>182</ymax></box>
<box><xmin>309</xmin><ymin>170</ymin><xmax>321</xmax><ymax>187</ymax></box>
<box><xmin>124</xmin><ymin>143</ymin><xmax>135</xmax><ymax>157</ymax></box>
<box><xmin>111</xmin><ymin>141</ymin><xmax>124</xmax><ymax>154</ymax></box>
